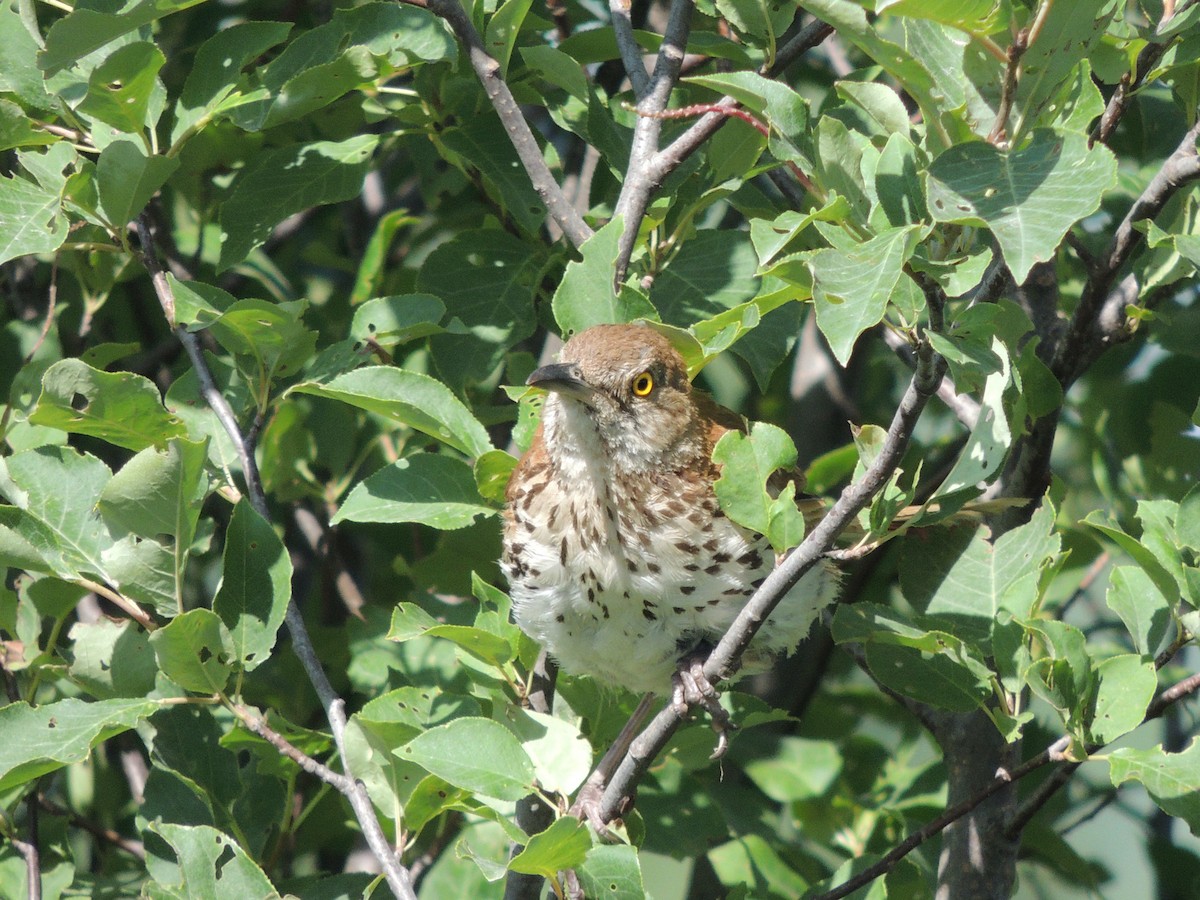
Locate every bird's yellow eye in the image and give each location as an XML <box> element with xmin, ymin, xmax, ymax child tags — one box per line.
<box><xmin>633</xmin><ymin>371</ymin><xmax>654</xmax><ymax>397</ymax></box>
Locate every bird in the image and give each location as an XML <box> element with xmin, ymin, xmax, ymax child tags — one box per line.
<box><xmin>501</xmin><ymin>324</ymin><xmax>841</xmax><ymax>724</ymax></box>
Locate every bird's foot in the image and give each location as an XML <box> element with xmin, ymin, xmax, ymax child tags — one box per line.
<box><xmin>672</xmin><ymin>655</ymin><xmax>737</xmax><ymax>759</ymax></box>
<box><xmin>569</xmin><ymin>778</ymin><xmax>634</xmax><ymax>841</ymax></box>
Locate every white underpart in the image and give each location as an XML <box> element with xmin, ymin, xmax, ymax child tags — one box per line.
<box><xmin>505</xmin><ymin>395</ymin><xmax>841</xmax><ymax>695</ymax></box>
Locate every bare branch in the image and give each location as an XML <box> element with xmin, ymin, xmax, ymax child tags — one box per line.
<box><xmin>135</xmin><ymin>217</ymin><xmax>419</xmax><ymax>900</ymax></box>
<box><xmin>613</xmin><ymin>0</ymin><xmax>695</xmax><ymax>283</ymax></box>
<box><xmin>426</xmin><ymin>0</ymin><xmax>593</xmax><ymax>249</ymax></box>
<box><xmin>597</xmin><ymin>339</ymin><xmax>947</xmax><ymax>822</ymax></box>
<box><xmin>611</xmin><ymin>0</ymin><xmax>650</xmax><ymax>97</ymax></box>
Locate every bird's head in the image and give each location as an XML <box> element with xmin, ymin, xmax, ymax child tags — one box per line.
<box><xmin>527</xmin><ymin>324</ymin><xmax>704</xmax><ymax>475</ymax></box>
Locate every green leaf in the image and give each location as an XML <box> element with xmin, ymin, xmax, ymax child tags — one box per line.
<box><xmin>29</xmin><ymin>358</ymin><xmax>187</xmax><ymax>451</ymax></box>
<box><xmin>1179</xmin><ymin>484</ymin><xmax>1200</xmax><ymax>551</ymax></box>
<box><xmin>836</xmin><ymin>80</ymin><xmax>912</xmax><ymax>138</ymax></box>
<box><xmin>1083</xmin><ymin>512</ymin><xmax>1181</xmax><ymax>607</ymax></box>
<box><xmin>189</xmin><ymin>298</ymin><xmax>316</xmax><ymax>387</ymax></box>
<box><xmin>877</xmin><ymin>0</ymin><xmax>1006</xmax><ymax>31</ymax></box>
<box><xmin>1090</xmin><ymin>654</ymin><xmax>1157</xmax><ymax>744</ymax></box>
<box><xmin>335</xmin><ymin>454</ymin><xmax>495</xmax><ymax>529</ymax></box>
<box><xmin>350</xmin><ymin>294</ymin><xmax>446</xmax><ymax>347</ymax></box>
<box><xmin>0</xmin><ymin>697</ymin><xmax>160</xmax><ymax>793</ymax></box>
<box><xmin>712</xmin><ymin>422</ymin><xmax>805</xmax><ymax>553</ymax></box>
<box><xmin>289</xmin><ymin>367</ymin><xmax>493</xmax><ymax>457</ymax></box>
<box><xmin>743</xmin><ymin>737</ymin><xmax>842</xmax><ymax>802</ymax></box>
<box><xmin>0</xmin><ymin>99</ymin><xmax>56</xmax><ymax>152</ymax></box>
<box><xmin>574</xmin><ymin>844</ymin><xmax>645</xmax><ymax>900</ymax></box>
<box><xmin>509</xmin><ymin>817</ymin><xmax>592</xmax><ymax>877</ymax></box>
<box><xmin>1106</xmin><ymin>566</ymin><xmax>1172</xmax><ymax>658</ymax></box>
<box><xmin>552</xmin><ymin>217</ymin><xmax>659</xmax><ymax>335</ymax></box>
<box><xmin>212</xmin><ymin>501</ymin><xmax>291</xmax><ymax>670</ymax></box>
<box><xmin>38</xmin><ymin>0</ymin><xmax>205</xmax><ymax>76</ymax></box>
<box><xmin>651</xmin><ymin>230</ymin><xmax>761</xmax><ymax>326</ymax></box>
<box><xmin>77</xmin><ymin>42</ymin><xmax>166</xmax><ymax>134</ymax></box>
<box><xmin>396</xmin><ymin>717</ymin><xmax>535</xmax><ymax>801</ymax></box>
<box><xmin>686</xmin><ymin>72</ymin><xmax>811</xmax><ymax>168</ymax></box>
<box><xmin>98</xmin><ymin>437</ymin><xmax>208</xmax><ymax>546</ymax></box>
<box><xmin>171</xmin><ymin>20</ymin><xmax>293</xmax><ymax>142</ymax></box>
<box><xmin>927</xmin><ymin>130</ymin><xmax>1117</xmax><ymax>282</ymax></box>
<box><xmin>95</xmin><ymin>139</ymin><xmax>179</xmax><ymax>226</ymax></box>
<box><xmin>866</xmin><ymin>641</ymin><xmax>993</xmax><ymax>712</ymax></box>
<box><xmin>709</xmin><ymin>834</ymin><xmax>810</xmax><ymax>897</ymax></box>
<box><xmin>68</xmin><ymin>618</ymin><xmax>157</xmax><ymax>700</ymax></box>
<box><xmin>146</xmin><ymin>823</ymin><xmax>280</xmax><ymax>898</ymax></box>
<box><xmin>475</xmin><ymin>450</ymin><xmax>518</xmax><ymax>506</ymax></box>
<box><xmin>810</xmin><ymin>226</ymin><xmax>919</xmax><ymax>365</ymax></box>
<box><xmin>1110</xmin><ymin>739</ymin><xmax>1200</xmax><ymax>836</ymax></box>
<box><xmin>0</xmin><ymin>446</ymin><xmax>114</xmax><ymax>580</ymax></box>
<box><xmin>501</xmin><ymin>708</ymin><xmax>593</xmax><ymax>796</ymax></box>
<box><xmin>149</xmin><ymin>608</ymin><xmax>236</xmax><ymax>693</ymax></box>
<box><xmin>0</xmin><ymin>173</ymin><xmax>69</xmax><ymax>266</ymax></box>
<box><xmin>485</xmin><ymin>0</ymin><xmax>533</xmax><ymax>78</ymax></box>
<box><xmin>900</xmin><ymin>502</ymin><xmax>1060</xmax><ymax>641</ymax></box>
<box><xmin>1011</xmin><ymin>0</ymin><xmax>1119</xmax><ymax>141</ymax></box>
<box><xmin>217</xmin><ymin>135</ymin><xmax>379</xmax><ymax>270</ymax></box>
<box><xmin>932</xmin><ymin>336</ymin><xmax>1012</xmax><ymax>496</ymax></box>
<box><xmin>227</xmin><ymin>3</ymin><xmax>455</xmax><ymax>131</ymax></box>
<box><xmin>417</xmin><ymin>230</ymin><xmax>543</xmax><ymax>389</ymax></box>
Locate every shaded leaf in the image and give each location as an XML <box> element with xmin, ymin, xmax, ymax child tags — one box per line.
<box><xmin>212</xmin><ymin>501</ymin><xmax>291</xmax><ymax>670</ymax></box>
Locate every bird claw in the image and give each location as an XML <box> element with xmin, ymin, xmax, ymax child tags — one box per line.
<box><xmin>569</xmin><ymin>779</ymin><xmax>632</xmax><ymax>841</ymax></box>
<box><xmin>672</xmin><ymin>656</ymin><xmax>737</xmax><ymax>759</ymax></box>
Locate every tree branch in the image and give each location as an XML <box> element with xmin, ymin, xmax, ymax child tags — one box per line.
<box><xmin>613</xmin><ymin>0</ymin><xmax>695</xmax><ymax>284</ymax></box>
<box><xmin>611</xmin><ymin>0</ymin><xmax>650</xmax><ymax>97</ymax></box>
<box><xmin>596</xmin><ymin>339</ymin><xmax>946</xmax><ymax>822</ymax></box>
<box><xmin>135</xmin><ymin>217</ymin><xmax>418</xmax><ymax>900</ymax></box>
<box><xmin>1055</xmin><ymin>117</ymin><xmax>1200</xmax><ymax>385</ymax></box>
<box><xmin>425</xmin><ymin>0</ymin><xmax>593</xmax><ymax>249</ymax></box>
<box><xmin>813</xmin><ymin>660</ymin><xmax>1200</xmax><ymax>898</ymax></box>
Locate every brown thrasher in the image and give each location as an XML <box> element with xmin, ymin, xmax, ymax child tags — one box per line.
<box><xmin>502</xmin><ymin>324</ymin><xmax>841</xmax><ymax>722</ymax></box>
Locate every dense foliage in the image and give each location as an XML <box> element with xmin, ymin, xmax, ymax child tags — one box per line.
<box><xmin>1</xmin><ymin>0</ymin><xmax>1199</xmax><ymax>897</ymax></box>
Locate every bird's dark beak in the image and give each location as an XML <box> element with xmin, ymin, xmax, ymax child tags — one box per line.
<box><xmin>526</xmin><ymin>362</ymin><xmax>594</xmax><ymax>401</ymax></box>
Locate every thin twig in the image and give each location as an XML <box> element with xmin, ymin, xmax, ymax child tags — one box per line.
<box><xmin>987</xmin><ymin>28</ymin><xmax>1027</xmax><ymax>145</ymax></box>
<box><xmin>881</xmin><ymin>328</ymin><xmax>980</xmax><ymax>430</ymax></box>
<box><xmin>16</xmin><ymin>790</ymin><xmax>41</xmax><ymax>900</ymax></box>
<box><xmin>231</xmin><ymin>703</ymin><xmax>352</xmax><ymax>791</ymax></box>
<box><xmin>75</xmin><ymin>578</ymin><xmax>155</xmax><ymax>631</ymax></box>
<box><xmin>135</xmin><ymin>217</ymin><xmax>418</xmax><ymax>900</ymax></box>
<box><xmin>38</xmin><ymin>796</ymin><xmax>146</xmax><ymax>860</ymax></box>
<box><xmin>597</xmin><ymin>339</ymin><xmax>947</xmax><ymax>822</ymax></box>
<box><xmin>425</xmin><ymin>0</ymin><xmax>592</xmax><ymax>249</ymax></box>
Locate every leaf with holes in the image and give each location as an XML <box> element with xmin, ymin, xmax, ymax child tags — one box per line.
<box><xmin>149</xmin><ymin>608</ymin><xmax>236</xmax><ymax>693</ymax></box>
<box><xmin>927</xmin><ymin>129</ymin><xmax>1117</xmax><ymax>282</ymax></box>
<box><xmin>30</xmin><ymin>359</ymin><xmax>187</xmax><ymax>452</ymax></box>
<box><xmin>0</xmin><ymin>697</ymin><xmax>161</xmax><ymax>793</ymax></box>
<box><xmin>211</xmin><ymin>501</ymin><xmax>290</xmax><ymax>671</ymax></box>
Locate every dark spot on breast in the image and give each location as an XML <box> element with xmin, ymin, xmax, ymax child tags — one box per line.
<box><xmin>680</xmin><ymin>586</ymin><xmax>695</xmax><ymax>595</ymax></box>
<box><xmin>627</xmin><ymin>560</ymin><xmax>638</xmax><ymax>572</ymax></box>
<box><xmin>703</xmin><ymin>539</ymin><xmax>719</xmax><ymax>552</ymax></box>
<box><xmin>684</xmin><ymin>563</ymin><xmax>700</xmax><ymax>572</ymax></box>
<box><xmin>560</xmin><ymin>538</ymin><xmax>568</xmax><ymax>564</ymax></box>
<box><xmin>676</xmin><ymin>541</ymin><xmax>697</xmax><ymax>553</ymax></box>
<box><xmin>587</xmin><ymin>588</ymin><xmax>595</xmax><ymax>601</ymax></box>
<box><xmin>647</xmin><ymin>562</ymin><xmax>660</xmax><ymax>574</ymax></box>
<box><xmin>643</xmin><ymin>609</ymin><xmax>657</xmax><ymax>621</ymax></box>
<box><xmin>673</xmin><ymin>606</ymin><xmax>684</xmax><ymax>614</ymax></box>
<box><xmin>555</xmin><ymin>614</ymin><xmax>565</xmax><ymax>623</ymax></box>
<box><xmin>714</xmin><ymin>552</ymin><xmax>730</xmax><ymax>564</ymax></box>
<box><xmin>547</xmin><ymin>506</ymin><xmax>558</xmax><ymax>528</ymax></box>
<box><xmin>705</xmin><ymin>564</ymin><xmax>721</xmax><ymax>575</ymax></box>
